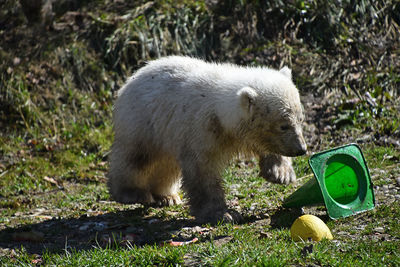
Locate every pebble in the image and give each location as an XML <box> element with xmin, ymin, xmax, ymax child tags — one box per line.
<box><xmin>382</xmin><ymin>185</ymin><xmax>389</xmax><ymax>191</ymax></box>
<box><xmin>79</xmin><ymin>224</ymin><xmax>90</xmax><ymax>231</ymax></box>
<box><xmin>93</xmin><ymin>222</ymin><xmax>106</xmax><ymax>231</ymax></box>
<box><xmin>78</xmin><ymin>222</ymin><xmax>106</xmax><ymax>231</ymax></box>
<box><xmin>395</xmin><ymin>177</ymin><xmax>400</xmax><ymax>186</ymax></box>
<box><xmin>148</xmin><ymin>218</ymin><xmax>159</xmax><ymax>224</ymax></box>
<box><xmin>13</xmin><ymin>57</ymin><xmax>21</xmax><ymax>65</ymax></box>
<box><xmin>230</xmin><ymin>184</ymin><xmax>240</xmax><ymax>190</ymax></box>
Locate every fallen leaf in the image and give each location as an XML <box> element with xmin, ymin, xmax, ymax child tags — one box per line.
<box><xmin>35</xmin><ymin>215</ymin><xmax>53</xmax><ymax>220</ymax></box>
<box><xmin>166</xmin><ymin>237</ymin><xmax>199</xmax><ymax>247</ymax></box>
<box><xmin>349</xmin><ymin>72</ymin><xmax>361</xmax><ymax>80</ymax></box>
<box><xmin>43</xmin><ymin>176</ymin><xmax>58</xmax><ymax>186</ymax></box>
<box><xmin>31</xmin><ymin>258</ymin><xmax>42</xmax><ymax>264</ymax></box>
<box><xmin>28</xmin><ymin>139</ymin><xmax>38</xmax><ymax>146</ymax></box>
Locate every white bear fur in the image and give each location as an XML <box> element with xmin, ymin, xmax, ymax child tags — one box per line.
<box><xmin>108</xmin><ymin>56</ymin><xmax>307</xmax><ymax>223</ymax></box>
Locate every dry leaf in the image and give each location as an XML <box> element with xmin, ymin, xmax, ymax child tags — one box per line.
<box><xmin>166</xmin><ymin>237</ymin><xmax>199</xmax><ymax>247</ymax></box>
<box><xmin>43</xmin><ymin>176</ymin><xmax>58</xmax><ymax>185</ymax></box>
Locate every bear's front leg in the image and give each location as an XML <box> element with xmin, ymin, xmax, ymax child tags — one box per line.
<box><xmin>180</xmin><ymin>159</ymin><xmax>242</xmax><ymax>224</ymax></box>
<box><xmin>259</xmin><ymin>154</ymin><xmax>296</xmax><ymax>185</ymax></box>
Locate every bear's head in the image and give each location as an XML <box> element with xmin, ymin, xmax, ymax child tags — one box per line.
<box><xmin>237</xmin><ymin>67</ymin><xmax>307</xmax><ymax>157</ymax></box>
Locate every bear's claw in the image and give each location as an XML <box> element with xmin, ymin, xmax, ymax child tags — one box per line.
<box><xmin>153</xmin><ymin>194</ymin><xmax>182</xmax><ymax>207</ymax></box>
<box><xmin>195</xmin><ymin>209</ymin><xmax>243</xmax><ymax>225</ymax></box>
<box><xmin>259</xmin><ymin>154</ymin><xmax>296</xmax><ymax>185</ymax></box>
<box><xmin>111</xmin><ymin>187</ymin><xmax>155</xmax><ymax>205</ymax></box>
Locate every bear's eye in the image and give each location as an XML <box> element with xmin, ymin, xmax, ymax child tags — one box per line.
<box><xmin>280</xmin><ymin>125</ymin><xmax>290</xmax><ymax>131</ymax></box>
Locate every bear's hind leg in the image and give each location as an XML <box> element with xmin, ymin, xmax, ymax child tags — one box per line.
<box><xmin>107</xmin><ymin>145</ymin><xmax>156</xmax><ymax>205</ymax></box>
<box><xmin>179</xmin><ymin>156</ymin><xmax>242</xmax><ymax>224</ymax></box>
<box><xmin>259</xmin><ymin>154</ymin><xmax>296</xmax><ymax>184</ymax></box>
<box><xmin>147</xmin><ymin>154</ymin><xmax>182</xmax><ymax>207</ymax></box>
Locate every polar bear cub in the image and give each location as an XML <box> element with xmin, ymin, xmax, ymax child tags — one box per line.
<box><xmin>108</xmin><ymin>56</ymin><xmax>307</xmax><ymax>223</ymax></box>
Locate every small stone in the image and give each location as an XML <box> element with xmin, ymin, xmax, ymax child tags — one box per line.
<box><xmin>395</xmin><ymin>177</ymin><xmax>400</xmax><ymax>186</ymax></box>
<box><xmin>193</xmin><ymin>226</ymin><xmax>209</xmax><ymax>233</ymax></box>
<box><xmin>230</xmin><ymin>184</ymin><xmax>240</xmax><ymax>190</ymax></box>
<box><xmin>79</xmin><ymin>224</ymin><xmax>90</xmax><ymax>231</ymax></box>
<box><xmin>148</xmin><ymin>218</ymin><xmax>159</xmax><ymax>224</ymax></box>
<box><xmin>93</xmin><ymin>222</ymin><xmax>106</xmax><ymax>231</ymax></box>
<box><xmin>13</xmin><ymin>57</ymin><xmax>21</xmax><ymax>65</ymax></box>
<box><xmin>382</xmin><ymin>185</ymin><xmax>389</xmax><ymax>191</ymax></box>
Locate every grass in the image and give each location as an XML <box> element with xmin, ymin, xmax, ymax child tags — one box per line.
<box><xmin>1</xmin><ymin>0</ymin><xmax>399</xmax><ymax>266</ymax></box>
<box><xmin>0</xmin><ymin>141</ymin><xmax>399</xmax><ymax>266</ymax></box>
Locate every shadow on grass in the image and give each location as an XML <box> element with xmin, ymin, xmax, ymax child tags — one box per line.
<box><xmin>0</xmin><ymin>204</ymin><xmax>332</xmax><ymax>255</ymax></box>
<box><xmin>269</xmin><ymin>207</ymin><xmax>330</xmax><ymax>229</ymax></box>
<box><xmin>0</xmin><ymin>207</ymin><xmax>195</xmax><ymax>255</ymax></box>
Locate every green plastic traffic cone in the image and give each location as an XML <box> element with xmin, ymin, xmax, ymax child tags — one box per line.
<box><xmin>283</xmin><ymin>144</ymin><xmax>375</xmax><ymax>219</ymax></box>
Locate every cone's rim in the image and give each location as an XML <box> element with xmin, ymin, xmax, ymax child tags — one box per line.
<box><xmin>308</xmin><ymin>143</ymin><xmax>375</xmax><ymax>219</ymax></box>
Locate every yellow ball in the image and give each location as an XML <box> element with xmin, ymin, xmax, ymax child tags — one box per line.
<box><xmin>290</xmin><ymin>215</ymin><xmax>333</xmax><ymax>242</ymax></box>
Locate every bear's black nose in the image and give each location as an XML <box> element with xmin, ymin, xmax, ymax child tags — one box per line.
<box><xmin>299</xmin><ymin>144</ymin><xmax>307</xmax><ymax>156</ymax></box>
<box><xmin>294</xmin><ymin>143</ymin><xmax>307</xmax><ymax>156</ymax></box>
<box><xmin>297</xmin><ymin>147</ymin><xmax>307</xmax><ymax>156</ymax></box>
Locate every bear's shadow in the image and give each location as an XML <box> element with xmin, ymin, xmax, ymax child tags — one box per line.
<box><xmin>0</xmin><ymin>208</ymin><xmax>195</xmax><ymax>255</ymax></box>
<box><xmin>270</xmin><ymin>207</ymin><xmax>330</xmax><ymax>229</ymax></box>
<box><xmin>0</xmin><ymin>206</ymin><xmax>329</xmax><ymax>255</ymax></box>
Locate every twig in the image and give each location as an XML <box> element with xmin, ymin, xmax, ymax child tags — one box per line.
<box><xmin>296</xmin><ymin>173</ymin><xmax>313</xmax><ymax>181</ymax></box>
<box><xmin>0</xmin><ymin>170</ymin><xmax>9</xmax><ymax>178</ymax></box>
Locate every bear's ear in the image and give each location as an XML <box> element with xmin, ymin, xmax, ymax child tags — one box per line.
<box><xmin>237</xmin><ymin>87</ymin><xmax>258</xmax><ymax>114</ymax></box>
<box><xmin>279</xmin><ymin>66</ymin><xmax>292</xmax><ymax>80</ymax></box>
